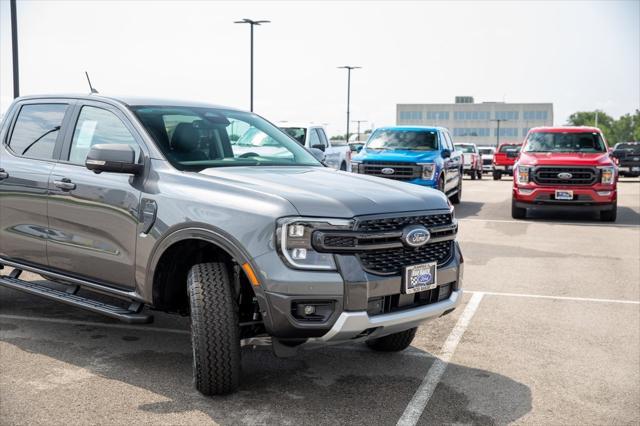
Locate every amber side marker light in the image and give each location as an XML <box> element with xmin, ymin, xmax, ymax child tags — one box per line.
<box><xmin>242</xmin><ymin>262</ymin><xmax>261</xmax><ymax>287</ymax></box>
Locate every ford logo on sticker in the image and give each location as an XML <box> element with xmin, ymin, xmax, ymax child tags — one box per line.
<box><xmin>557</xmin><ymin>172</ymin><xmax>573</xmax><ymax>180</ymax></box>
<box><xmin>381</xmin><ymin>167</ymin><xmax>395</xmax><ymax>175</ymax></box>
<box><xmin>402</xmin><ymin>225</ymin><xmax>431</xmax><ymax>247</ymax></box>
<box><xmin>417</xmin><ymin>271</ymin><xmax>433</xmax><ymax>285</ymax></box>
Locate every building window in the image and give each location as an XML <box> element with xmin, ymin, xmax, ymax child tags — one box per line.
<box><xmin>494</xmin><ymin>127</ymin><xmax>519</xmax><ymax>137</ymax></box>
<box><xmin>523</xmin><ymin>111</ymin><xmax>548</xmax><ymax>121</ymax></box>
<box><xmin>453</xmin><ymin>128</ymin><xmax>490</xmax><ymax>137</ymax></box>
<box><xmin>522</xmin><ymin>128</ymin><xmax>530</xmax><ymax>136</ymax></box>
<box><xmin>426</xmin><ymin>111</ymin><xmax>449</xmax><ymax>120</ymax></box>
<box><xmin>400</xmin><ymin>111</ymin><xmax>422</xmax><ymax>121</ymax></box>
<box><xmin>453</xmin><ymin>111</ymin><xmax>490</xmax><ymax>121</ymax></box>
<box><xmin>495</xmin><ymin>111</ymin><xmax>519</xmax><ymax>120</ymax></box>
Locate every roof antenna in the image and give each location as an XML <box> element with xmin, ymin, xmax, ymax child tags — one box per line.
<box><xmin>85</xmin><ymin>71</ymin><xmax>98</xmax><ymax>94</ymax></box>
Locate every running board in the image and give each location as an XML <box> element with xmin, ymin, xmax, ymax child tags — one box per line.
<box><xmin>0</xmin><ymin>273</ymin><xmax>153</xmax><ymax>324</ymax></box>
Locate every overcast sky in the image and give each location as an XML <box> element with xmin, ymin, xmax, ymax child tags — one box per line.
<box><xmin>1</xmin><ymin>0</ymin><xmax>638</xmax><ymax>136</ymax></box>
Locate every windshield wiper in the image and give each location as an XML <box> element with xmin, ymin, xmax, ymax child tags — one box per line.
<box><xmin>21</xmin><ymin>126</ymin><xmax>61</xmax><ymax>155</ymax></box>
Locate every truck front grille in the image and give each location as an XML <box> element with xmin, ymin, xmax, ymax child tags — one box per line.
<box><xmin>482</xmin><ymin>158</ymin><xmax>492</xmax><ymax>166</ymax></box>
<box><xmin>361</xmin><ymin>162</ymin><xmax>420</xmax><ymax>181</ymax></box>
<box><xmin>357</xmin><ymin>213</ymin><xmax>452</xmax><ymax>232</ymax></box>
<box><xmin>358</xmin><ymin>240</ymin><xmax>453</xmax><ymax>275</ymax></box>
<box><xmin>532</xmin><ymin>167</ymin><xmax>597</xmax><ymax>186</ymax></box>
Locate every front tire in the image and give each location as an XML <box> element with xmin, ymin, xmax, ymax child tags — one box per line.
<box><xmin>340</xmin><ymin>162</ymin><xmax>347</xmax><ymax>171</ymax></box>
<box><xmin>188</xmin><ymin>262</ymin><xmax>241</xmax><ymax>396</ymax></box>
<box><xmin>493</xmin><ymin>171</ymin><xmax>502</xmax><ymax>180</ymax></box>
<box><xmin>511</xmin><ymin>198</ymin><xmax>526</xmax><ymax>219</ymax></box>
<box><xmin>477</xmin><ymin>170</ymin><xmax>483</xmax><ymax>180</ymax></box>
<box><xmin>366</xmin><ymin>328</ymin><xmax>417</xmax><ymax>352</ymax></box>
<box><xmin>470</xmin><ymin>171</ymin><xmax>477</xmax><ymax>180</ymax></box>
<box><xmin>600</xmin><ymin>202</ymin><xmax>617</xmax><ymax>222</ymax></box>
<box><xmin>450</xmin><ymin>176</ymin><xmax>462</xmax><ymax>204</ymax></box>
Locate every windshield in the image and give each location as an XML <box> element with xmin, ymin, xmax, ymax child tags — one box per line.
<box><xmin>455</xmin><ymin>144</ymin><xmax>475</xmax><ymax>153</ymax></box>
<box><xmin>478</xmin><ymin>148</ymin><xmax>494</xmax><ymax>155</ymax></box>
<box><xmin>281</xmin><ymin>127</ymin><xmax>306</xmax><ymax>146</ymax></box>
<box><xmin>366</xmin><ymin>129</ymin><xmax>438</xmax><ymax>151</ymax></box>
<box><xmin>499</xmin><ymin>145</ymin><xmax>521</xmax><ymax>153</ymax></box>
<box><xmin>524</xmin><ymin>132</ymin><xmax>606</xmax><ymax>153</ymax></box>
<box><xmin>615</xmin><ymin>143</ymin><xmax>640</xmax><ymax>153</ymax></box>
<box><xmin>131</xmin><ymin>107</ymin><xmax>320</xmax><ymax>171</ymax></box>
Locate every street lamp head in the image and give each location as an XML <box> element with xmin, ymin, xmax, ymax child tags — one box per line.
<box><xmin>338</xmin><ymin>65</ymin><xmax>362</xmax><ymax>70</ymax></box>
<box><xmin>234</xmin><ymin>18</ymin><xmax>271</xmax><ymax>25</ymax></box>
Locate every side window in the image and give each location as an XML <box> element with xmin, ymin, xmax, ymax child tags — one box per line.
<box><xmin>309</xmin><ymin>128</ymin><xmax>322</xmax><ymax>148</ymax></box>
<box><xmin>69</xmin><ymin>106</ymin><xmax>140</xmax><ymax>165</ymax></box>
<box><xmin>317</xmin><ymin>128</ymin><xmax>329</xmax><ymax>147</ymax></box>
<box><xmin>8</xmin><ymin>103</ymin><xmax>67</xmax><ymax>161</ymax></box>
<box><xmin>440</xmin><ymin>131</ymin><xmax>452</xmax><ymax>150</ymax></box>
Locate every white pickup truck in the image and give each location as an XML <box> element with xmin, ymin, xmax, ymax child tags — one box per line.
<box><xmin>280</xmin><ymin>123</ymin><xmax>351</xmax><ymax>171</ymax></box>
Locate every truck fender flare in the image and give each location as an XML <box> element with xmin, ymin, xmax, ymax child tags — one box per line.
<box><xmin>144</xmin><ymin>223</ymin><xmax>254</xmax><ymax>291</ymax></box>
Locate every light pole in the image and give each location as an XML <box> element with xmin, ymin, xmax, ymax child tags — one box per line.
<box><xmin>338</xmin><ymin>66</ymin><xmax>361</xmax><ymax>142</ymax></box>
<box><xmin>10</xmin><ymin>0</ymin><xmax>19</xmax><ymax>98</ymax></box>
<box><xmin>352</xmin><ymin>120</ymin><xmax>367</xmax><ymax>141</ymax></box>
<box><xmin>234</xmin><ymin>18</ymin><xmax>270</xmax><ymax>112</ymax></box>
<box><xmin>491</xmin><ymin>118</ymin><xmax>508</xmax><ymax>148</ymax></box>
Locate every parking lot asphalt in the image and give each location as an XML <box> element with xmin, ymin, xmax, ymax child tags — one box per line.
<box><xmin>1</xmin><ymin>177</ymin><xmax>639</xmax><ymax>425</ymax></box>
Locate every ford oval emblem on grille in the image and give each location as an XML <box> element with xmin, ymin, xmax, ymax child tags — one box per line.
<box><xmin>381</xmin><ymin>167</ymin><xmax>395</xmax><ymax>175</ymax></box>
<box><xmin>557</xmin><ymin>172</ymin><xmax>573</xmax><ymax>180</ymax></box>
<box><xmin>402</xmin><ymin>225</ymin><xmax>431</xmax><ymax>248</ymax></box>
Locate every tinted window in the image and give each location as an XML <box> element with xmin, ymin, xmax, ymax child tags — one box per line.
<box><xmin>8</xmin><ymin>103</ymin><xmax>67</xmax><ymax>160</ymax></box>
<box><xmin>499</xmin><ymin>145</ymin><xmax>521</xmax><ymax>153</ymax></box>
<box><xmin>281</xmin><ymin>127</ymin><xmax>306</xmax><ymax>145</ymax></box>
<box><xmin>455</xmin><ymin>144</ymin><xmax>475</xmax><ymax>153</ymax></box>
<box><xmin>366</xmin><ymin>129</ymin><xmax>438</xmax><ymax>151</ymax></box>
<box><xmin>131</xmin><ymin>106</ymin><xmax>319</xmax><ymax>171</ymax></box>
<box><xmin>309</xmin><ymin>129</ymin><xmax>322</xmax><ymax>147</ymax></box>
<box><xmin>316</xmin><ymin>128</ymin><xmax>329</xmax><ymax>146</ymax></box>
<box><xmin>69</xmin><ymin>106</ymin><xmax>140</xmax><ymax>165</ymax></box>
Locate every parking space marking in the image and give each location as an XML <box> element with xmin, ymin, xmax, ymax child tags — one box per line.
<box><xmin>397</xmin><ymin>292</ymin><xmax>485</xmax><ymax>426</ymax></box>
<box><xmin>466</xmin><ymin>290</ymin><xmax>640</xmax><ymax>305</ymax></box>
<box><xmin>0</xmin><ymin>314</ymin><xmax>190</xmax><ymax>335</ymax></box>
<box><xmin>459</xmin><ymin>218</ymin><xmax>640</xmax><ymax>228</ymax></box>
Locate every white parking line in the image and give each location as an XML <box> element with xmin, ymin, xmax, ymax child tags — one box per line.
<box><xmin>397</xmin><ymin>291</ymin><xmax>485</xmax><ymax>426</ymax></box>
<box><xmin>0</xmin><ymin>314</ymin><xmax>190</xmax><ymax>335</ymax></box>
<box><xmin>458</xmin><ymin>218</ymin><xmax>640</xmax><ymax>228</ymax></box>
<box><xmin>467</xmin><ymin>290</ymin><xmax>640</xmax><ymax>305</ymax></box>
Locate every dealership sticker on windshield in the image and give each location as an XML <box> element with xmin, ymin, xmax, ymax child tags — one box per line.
<box><xmin>404</xmin><ymin>262</ymin><xmax>437</xmax><ymax>294</ymax></box>
<box><xmin>555</xmin><ymin>189</ymin><xmax>574</xmax><ymax>200</ymax></box>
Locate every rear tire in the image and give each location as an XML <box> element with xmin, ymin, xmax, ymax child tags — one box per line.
<box><xmin>188</xmin><ymin>262</ymin><xmax>240</xmax><ymax>396</ymax></box>
<box><xmin>477</xmin><ymin>170</ymin><xmax>483</xmax><ymax>180</ymax></box>
<box><xmin>493</xmin><ymin>171</ymin><xmax>502</xmax><ymax>180</ymax></box>
<box><xmin>470</xmin><ymin>171</ymin><xmax>477</xmax><ymax>180</ymax></box>
<box><xmin>600</xmin><ymin>202</ymin><xmax>617</xmax><ymax>222</ymax></box>
<box><xmin>450</xmin><ymin>177</ymin><xmax>462</xmax><ymax>204</ymax></box>
<box><xmin>340</xmin><ymin>162</ymin><xmax>347</xmax><ymax>171</ymax></box>
<box><xmin>511</xmin><ymin>198</ymin><xmax>526</xmax><ymax>219</ymax></box>
<box><xmin>366</xmin><ymin>328</ymin><xmax>417</xmax><ymax>352</ymax></box>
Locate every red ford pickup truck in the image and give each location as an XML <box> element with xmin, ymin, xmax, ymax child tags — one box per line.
<box><xmin>512</xmin><ymin>127</ymin><xmax>617</xmax><ymax>221</ymax></box>
<box><xmin>492</xmin><ymin>143</ymin><xmax>522</xmax><ymax>180</ymax></box>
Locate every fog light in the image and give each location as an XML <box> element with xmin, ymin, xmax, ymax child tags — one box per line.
<box><xmin>518</xmin><ymin>188</ymin><xmax>533</xmax><ymax>194</ymax></box>
<box><xmin>291</xmin><ymin>248</ymin><xmax>307</xmax><ymax>260</ymax></box>
<box><xmin>597</xmin><ymin>190</ymin><xmax>612</xmax><ymax>196</ymax></box>
<box><xmin>303</xmin><ymin>305</ymin><xmax>316</xmax><ymax>315</ymax></box>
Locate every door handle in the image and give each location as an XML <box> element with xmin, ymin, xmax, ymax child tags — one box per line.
<box><xmin>0</xmin><ymin>168</ymin><xmax>8</xmax><ymax>180</ymax></box>
<box><xmin>54</xmin><ymin>178</ymin><xmax>76</xmax><ymax>191</ymax></box>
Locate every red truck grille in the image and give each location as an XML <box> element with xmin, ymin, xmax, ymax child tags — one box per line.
<box><xmin>532</xmin><ymin>167</ymin><xmax>598</xmax><ymax>186</ymax></box>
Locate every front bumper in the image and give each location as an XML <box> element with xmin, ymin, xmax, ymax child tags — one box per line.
<box><xmin>252</xmin><ymin>241</ymin><xmax>463</xmax><ymax>343</ymax></box>
<box><xmin>513</xmin><ymin>184</ymin><xmax>617</xmax><ymax>211</ymax></box>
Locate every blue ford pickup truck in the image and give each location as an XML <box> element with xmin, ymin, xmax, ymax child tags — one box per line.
<box><xmin>350</xmin><ymin>126</ymin><xmax>463</xmax><ymax>203</ymax></box>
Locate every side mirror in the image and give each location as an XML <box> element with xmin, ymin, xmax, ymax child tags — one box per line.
<box><xmin>441</xmin><ymin>149</ymin><xmax>451</xmax><ymax>158</ymax></box>
<box><xmin>356</xmin><ymin>146</ymin><xmax>363</xmax><ymax>153</ymax></box>
<box><xmin>311</xmin><ymin>144</ymin><xmax>326</xmax><ymax>152</ymax></box>
<box><xmin>309</xmin><ymin>147</ymin><xmax>326</xmax><ymax>163</ymax></box>
<box><xmin>86</xmin><ymin>144</ymin><xmax>143</xmax><ymax>174</ymax></box>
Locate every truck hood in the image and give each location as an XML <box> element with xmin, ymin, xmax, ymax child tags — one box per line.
<box><xmin>354</xmin><ymin>149</ymin><xmax>440</xmax><ymax>163</ymax></box>
<box><xmin>519</xmin><ymin>152</ymin><xmax>612</xmax><ymax>167</ymax></box>
<box><xmin>198</xmin><ymin>166</ymin><xmax>449</xmax><ymax>217</ymax></box>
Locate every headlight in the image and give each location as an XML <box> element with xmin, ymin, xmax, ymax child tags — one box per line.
<box><xmin>276</xmin><ymin>218</ymin><xmax>353</xmax><ymax>270</ymax></box>
<box><xmin>516</xmin><ymin>165</ymin><xmax>531</xmax><ymax>184</ymax></box>
<box><xmin>418</xmin><ymin>163</ymin><xmax>436</xmax><ymax>180</ymax></box>
<box><xmin>600</xmin><ymin>166</ymin><xmax>615</xmax><ymax>184</ymax></box>
<box><xmin>350</xmin><ymin>161</ymin><xmax>362</xmax><ymax>173</ymax></box>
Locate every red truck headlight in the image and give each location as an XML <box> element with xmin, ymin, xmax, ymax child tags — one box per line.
<box><xmin>516</xmin><ymin>165</ymin><xmax>531</xmax><ymax>184</ymax></box>
<box><xmin>599</xmin><ymin>166</ymin><xmax>615</xmax><ymax>184</ymax></box>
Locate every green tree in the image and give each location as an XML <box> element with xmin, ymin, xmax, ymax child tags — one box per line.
<box><xmin>612</xmin><ymin>110</ymin><xmax>640</xmax><ymax>143</ymax></box>
<box><xmin>567</xmin><ymin>110</ymin><xmax>615</xmax><ymax>145</ymax></box>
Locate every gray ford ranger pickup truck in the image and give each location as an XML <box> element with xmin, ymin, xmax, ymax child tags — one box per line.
<box><xmin>0</xmin><ymin>95</ymin><xmax>463</xmax><ymax>395</ymax></box>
